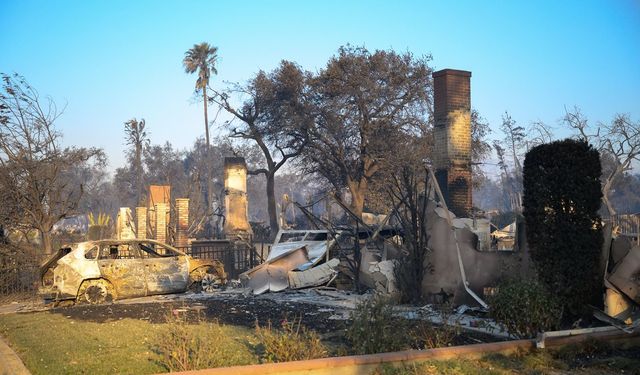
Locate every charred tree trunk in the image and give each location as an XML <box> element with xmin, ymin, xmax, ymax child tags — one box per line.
<box><xmin>135</xmin><ymin>144</ymin><xmax>143</xmax><ymax>206</ymax></box>
<box><xmin>40</xmin><ymin>229</ymin><xmax>53</xmax><ymax>257</ymax></box>
<box><xmin>202</xmin><ymin>88</ymin><xmax>215</xmax><ymax>238</ymax></box>
<box><xmin>347</xmin><ymin>179</ymin><xmax>367</xmax><ymax>219</ymax></box>
<box><xmin>266</xmin><ymin>171</ymin><xmax>278</xmax><ymax>241</ymax></box>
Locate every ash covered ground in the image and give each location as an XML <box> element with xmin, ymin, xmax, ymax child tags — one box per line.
<box><xmin>46</xmin><ymin>293</ymin><xmax>347</xmax><ymax>334</ymax></box>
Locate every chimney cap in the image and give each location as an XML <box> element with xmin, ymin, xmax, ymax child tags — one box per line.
<box><xmin>433</xmin><ymin>69</ymin><xmax>472</xmax><ymax>78</ymax></box>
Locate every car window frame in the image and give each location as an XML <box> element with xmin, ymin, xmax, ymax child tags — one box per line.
<box><xmin>84</xmin><ymin>246</ymin><xmax>99</xmax><ymax>260</ymax></box>
<box><xmin>97</xmin><ymin>242</ymin><xmax>142</xmax><ymax>260</ymax></box>
<box><xmin>138</xmin><ymin>242</ymin><xmax>179</xmax><ymax>258</ymax></box>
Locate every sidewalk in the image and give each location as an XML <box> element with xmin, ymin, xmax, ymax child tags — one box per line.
<box><xmin>0</xmin><ymin>334</ymin><xmax>30</xmax><ymax>375</ymax></box>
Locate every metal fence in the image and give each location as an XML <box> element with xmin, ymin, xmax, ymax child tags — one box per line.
<box><xmin>0</xmin><ymin>263</ymin><xmax>39</xmax><ymax>301</ymax></box>
<box><xmin>177</xmin><ymin>239</ymin><xmax>259</xmax><ymax>279</ymax></box>
<box><xmin>0</xmin><ymin>243</ymin><xmax>41</xmax><ymax>300</ymax></box>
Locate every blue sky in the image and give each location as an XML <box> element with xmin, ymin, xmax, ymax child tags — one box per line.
<box><xmin>1</xmin><ymin>0</ymin><xmax>639</xmax><ymax>175</ymax></box>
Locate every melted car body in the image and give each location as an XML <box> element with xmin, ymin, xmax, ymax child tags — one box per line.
<box><xmin>39</xmin><ymin>239</ymin><xmax>225</xmax><ymax>303</ymax></box>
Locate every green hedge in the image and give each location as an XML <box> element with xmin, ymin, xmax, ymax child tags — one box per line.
<box><xmin>523</xmin><ymin>139</ymin><xmax>603</xmax><ymax>317</ymax></box>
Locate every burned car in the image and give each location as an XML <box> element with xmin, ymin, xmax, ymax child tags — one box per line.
<box><xmin>39</xmin><ymin>239</ymin><xmax>226</xmax><ymax>304</ymax></box>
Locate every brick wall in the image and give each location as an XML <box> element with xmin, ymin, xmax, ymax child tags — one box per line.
<box><xmin>433</xmin><ymin>69</ymin><xmax>472</xmax><ymax>217</ymax></box>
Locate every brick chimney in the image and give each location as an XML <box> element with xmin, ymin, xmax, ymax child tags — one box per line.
<box><xmin>432</xmin><ymin>69</ymin><xmax>472</xmax><ymax>217</ymax></box>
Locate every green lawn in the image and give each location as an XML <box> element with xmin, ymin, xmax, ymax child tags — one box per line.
<box><xmin>0</xmin><ymin>311</ymin><xmax>260</xmax><ymax>374</ymax></box>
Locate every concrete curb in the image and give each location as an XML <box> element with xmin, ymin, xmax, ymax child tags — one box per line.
<box><xmin>0</xmin><ymin>334</ymin><xmax>30</xmax><ymax>375</ymax></box>
<box><xmin>169</xmin><ymin>329</ymin><xmax>640</xmax><ymax>375</ymax></box>
<box><xmin>169</xmin><ymin>339</ymin><xmax>535</xmax><ymax>375</ymax></box>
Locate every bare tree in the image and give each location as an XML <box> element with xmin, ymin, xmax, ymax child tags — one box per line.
<box><xmin>525</xmin><ymin>120</ymin><xmax>554</xmax><ymax>150</ymax></box>
<box><xmin>564</xmin><ymin>107</ymin><xmax>640</xmax><ymax>216</ymax></box>
<box><xmin>0</xmin><ymin>73</ymin><xmax>104</xmax><ymax>255</ymax></box>
<box><xmin>493</xmin><ymin>141</ymin><xmax>513</xmax><ymax>211</ymax></box>
<box><xmin>470</xmin><ymin>109</ymin><xmax>492</xmax><ymax>185</ymax></box>
<box><xmin>491</xmin><ymin>112</ymin><xmax>527</xmax><ymax>212</ymax></box>
<box><xmin>303</xmin><ymin>46</ymin><xmax>433</xmax><ymax>218</ymax></box>
<box><xmin>500</xmin><ymin>112</ymin><xmax>526</xmax><ymax>178</ymax></box>
<box><xmin>387</xmin><ymin>164</ymin><xmax>431</xmax><ymax>303</ymax></box>
<box><xmin>212</xmin><ymin>61</ymin><xmax>309</xmax><ymax>238</ymax></box>
<box><xmin>123</xmin><ymin>118</ymin><xmax>149</xmax><ymax>206</ymax></box>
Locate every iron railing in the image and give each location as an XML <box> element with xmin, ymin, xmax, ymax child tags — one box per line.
<box><xmin>0</xmin><ymin>263</ymin><xmax>39</xmax><ymax>300</ymax></box>
<box><xmin>176</xmin><ymin>240</ymin><xmax>259</xmax><ymax>279</ymax></box>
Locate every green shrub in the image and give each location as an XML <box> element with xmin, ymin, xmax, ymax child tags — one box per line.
<box><xmin>489</xmin><ymin>279</ymin><xmax>562</xmax><ymax>338</ymax></box>
<box><xmin>523</xmin><ymin>139</ymin><xmax>603</xmax><ymax>317</ymax></box>
<box><xmin>346</xmin><ymin>297</ymin><xmax>408</xmax><ymax>354</ymax></box>
<box><xmin>254</xmin><ymin>317</ymin><xmax>327</xmax><ymax>363</ymax></box>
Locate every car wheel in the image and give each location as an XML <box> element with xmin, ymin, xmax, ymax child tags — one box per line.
<box><xmin>78</xmin><ymin>279</ymin><xmax>114</xmax><ymax>304</ymax></box>
<box><xmin>201</xmin><ymin>273</ymin><xmax>222</xmax><ymax>293</ymax></box>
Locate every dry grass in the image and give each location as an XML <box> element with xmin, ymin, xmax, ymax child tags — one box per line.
<box><xmin>253</xmin><ymin>317</ymin><xmax>328</xmax><ymax>363</ymax></box>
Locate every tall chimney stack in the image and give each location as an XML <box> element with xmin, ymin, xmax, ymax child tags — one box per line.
<box><xmin>432</xmin><ymin>69</ymin><xmax>472</xmax><ymax>217</ymax></box>
<box><xmin>223</xmin><ymin>157</ymin><xmax>252</xmax><ymax>240</ymax></box>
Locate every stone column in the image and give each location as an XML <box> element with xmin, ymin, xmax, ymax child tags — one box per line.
<box><xmin>223</xmin><ymin>157</ymin><xmax>253</xmax><ymax>240</ymax></box>
<box><xmin>155</xmin><ymin>202</ymin><xmax>167</xmax><ymax>244</ymax></box>
<box><xmin>175</xmin><ymin>198</ymin><xmax>189</xmax><ymax>248</ymax></box>
<box><xmin>136</xmin><ymin>207</ymin><xmax>147</xmax><ymax>239</ymax></box>
<box><xmin>432</xmin><ymin>69</ymin><xmax>472</xmax><ymax>217</ymax></box>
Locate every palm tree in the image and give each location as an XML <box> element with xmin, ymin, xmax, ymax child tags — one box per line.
<box><xmin>183</xmin><ymin>42</ymin><xmax>218</xmax><ymax>237</ymax></box>
<box><xmin>183</xmin><ymin>42</ymin><xmax>218</xmax><ymax>149</ymax></box>
<box><xmin>124</xmin><ymin>118</ymin><xmax>149</xmax><ymax>206</ymax></box>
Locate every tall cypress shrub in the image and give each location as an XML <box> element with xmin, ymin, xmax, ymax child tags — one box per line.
<box><xmin>523</xmin><ymin>139</ymin><xmax>603</xmax><ymax>317</ymax></box>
